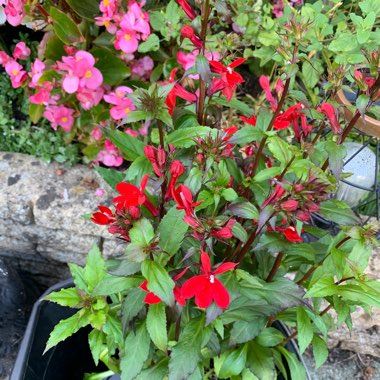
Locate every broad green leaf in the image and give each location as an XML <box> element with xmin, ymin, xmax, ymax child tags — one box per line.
<box><xmin>84</xmin><ymin>245</ymin><xmax>106</xmax><ymax>293</ymax></box>
<box><xmin>88</xmin><ymin>329</ymin><xmax>105</xmax><ymax>366</ymax></box>
<box><xmin>247</xmin><ymin>341</ymin><xmax>276</xmax><ymax>380</ymax></box>
<box><xmin>158</xmin><ymin>207</ymin><xmax>188</xmax><ymax>255</ymax></box>
<box><xmin>253</xmin><ymin>167</ymin><xmax>282</xmax><ymax>183</ymax></box>
<box><xmin>230</xmin><ymin>318</ymin><xmax>266</xmax><ymax>344</ymax></box>
<box><xmin>228</xmin><ymin>201</ymin><xmax>259</xmax><ymax>219</ymax></box>
<box><xmin>147</xmin><ymin>303</ymin><xmax>168</xmax><ymax>351</ymax></box>
<box><xmin>329</xmin><ymin>32</ymin><xmax>358</xmax><ymax>53</ymax></box>
<box><xmin>130</xmin><ymin>218</ymin><xmax>154</xmax><ymax>247</ymax></box>
<box><xmin>29</xmin><ymin>103</ymin><xmax>44</xmax><ymax>124</ymax></box>
<box><xmin>125</xmin><ymin>155</ymin><xmax>152</xmax><ymax>183</ymax></box>
<box><xmin>296</xmin><ymin>308</ymin><xmax>313</xmax><ymax>354</ymax></box>
<box><xmin>125</xmin><ymin>243</ymin><xmax>146</xmax><ymax>263</ymax></box>
<box><xmin>255</xmin><ymin>108</ymin><xmax>272</xmax><ymax>132</ymax></box>
<box><xmin>167</xmin><ymin>127</ymin><xmax>216</xmax><ymax>148</ymax></box>
<box><xmin>213</xmin><ymin>97</ymin><xmax>253</xmax><ymax>116</ymax></box>
<box><xmin>195</xmin><ymin>55</ymin><xmax>212</xmax><ymax>84</ymax></box>
<box><xmin>109</xmin><ymin>259</ymin><xmax>141</xmax><ymax>277</ymax></box>
<box><xmin>216</xmin><ymin>344</ymin><xmax>248</xmax><ymax>378</ymax></box>
<box><xmin>222</xmin><ymin>188</ymin><xmax>238</xmax><ymax>201</ymax></box>
<box><xmin>232</xmin><ymin>221</ymin><xmax>248</xmax><ymax>243</ymax></box>
<box><xmin>92</xmin><ymin>275</ymin><xmax>141</xmax><ymax>296</ymax></box>
<box><xmin>91</xmin><ymin>48</ymin><xmax>131</xmax><ymax>85</ymax></box>
<box><xmin>268</xmin><ymin>136</ymin><xmax>292</xmax><ymax>165</ymax></box>
<box><xmin>65</xmin><ymin>0</ymin><xmax>99</xmax><ymax>18</ymax></box>
<box><xmin>68</xmin><ymin>263</ymin><xmax>88</xmax><ymax>292</ymax></box>
<box><xmin>120</xmin><ymin>322</ymin><xmax>151</xmax><ymax>380</ymax></box>
<box><xmin>306</xmin><ymin>277</ymin><xmax>338</xmax><ymax>297</ymax></box>
<box><xmin>319</xmin><ymin>200</ymin><xmax>360</xmax><ymax>225</ymax></box>
<box><xmin>302</xmin><ymin>60</ymin><xmax>323</xmax><ymax>88</ymax></box>
<box><xmin>324</xmin><ymin>141</ymin><xmax>345</xmax><ymax>180</ymax></box>
<box><xmin>103</xmin><ymin>313</ymin><xmax>124</xmax><ymax>346</ymax></box>
<box><xmin>138</xmin><ymin>34</ymin><xmax>160</xmax><ymax>53</ymax></box>
<box><xmin>312</xmin><ymin>335</ymin><xmax>328</xmax><ymax>368</ymax></box>
<box><xmin>50</xmin><ymin>7</ymin><xmax>84</xmax><ymax>45</ymax></box>
<box><xmin>105</xmin><ymin>129</ymin><xmax>144</xmax><ymax>160</ymax></box>
<box><xmin>45</xmin><ymin>36</ymin><xmax>66</xmax><ymax>61</ymax></box>
<box><xmin>141</xmin><ymin>261</ymin><xmax>175</xmax><ymax>306</ymax></box>
<box><xmin>95</xmin><ymin>166</ymin><xmax>125</xmax><ymax>190</ymax></box>
<box><xmin>45</xmin><ymin>287</ymin><xmax>81</xmax><ymax>307</ymax></box>
<box><xmin>44</xmin><ymin>309</ymin><xmax>89</xmax><ymax>353</ymax></box>
<box><xmin>169</xmin><ymin>317</ymin><xmax>205</xmax><ymax>380</ymax></box>
<box><xmin>122</xmin><ymin>288</ymin><xmax>146</xmax><ymax>325</ymax></box>
<box><xmin>276</xmin><ymin>346</ymin><xmax>307</xmax><ymax>380</ymax></box>
<box><xmin>228</xmin><ymin>126</ymin><xmax>264</xmax><ymax>145</ymax></box>
<box><xmin>136</xmin><ymin>358</ymin><xmax>169</xmax><ymax>380</ymax></box>
<box><xmin>256</xmin><ymin>328</ymin><xmax>285</xmax><ymax>347</ymax></box>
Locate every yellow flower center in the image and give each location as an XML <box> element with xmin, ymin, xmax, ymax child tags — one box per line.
<box><xmin>125</xmin><ymin>107</ymin><xmax>131</xmax><ymax>114</ymax></box>
<box><xmin>12</xmin><ymin>69</ymin><xmax>19</xmax><ymax>76</ymax></box>
<box><xmin>103</xmin><ymin>0</ymin><xmax>109</xmax><ymax>6</ymax></box>
<box><xmin>124</xmin><ymin>34</ymin><xmax>131</xmax><ymax>41</ymax></box>
<box><xmin>117</xmin><ymin>91</ymin><xmax>123</xmax><ymax>97</ymax></box>
<box><xmin>85</xmin><ymin>70</ymin><xmax>92</xmax><ymax>79</ymax></box>
<box><xmin>61</xmin><ymin>117</ymin><xmax>68</xmax><ymax>123</ymax></box>
<box><xmin>104</xmin><ymin>20</ymin><xmax>110</xmax><ymax>27</ymax></box>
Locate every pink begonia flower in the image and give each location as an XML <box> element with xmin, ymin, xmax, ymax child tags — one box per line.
<box><xmin>177</xmin><ymin>50</ymin><xmax>220</xmax><ymax>79</ymax></box>
<box><xmin>127</xmin><ymin>2</ymin><xmax>150</xmax><ymax>36</ymax></box>
<box><xmin>97</xmin><ymin>140</ymin><xmax>123</xmax><ymax>167</ymax></box>
<box><xmin>94</xmin><ymin>15</ymin><xmax>118</xmax><ymax>34</ymax></box>
<box><xmin>115</xmin><ymin>28</ymin><xmax>139</xmax><ymax>54</ymax></box>
<box><xmin>29</xmin><ymin>82</ymin><xmax>53</xmax><ymax>105</ymax></box>
<box><xmin>99</xmin><ymin>0</ymin><xmax>117</xmax><ymax>15</ymax></box>
<box><xmin>0</xmin><ymin>51</ymin><xmax>10</xmax><ymax>65</ymax></box>
<box><xmin>43</xmin><ymin>105</ymin><xmax>75</xmax><ymax>132</ymax></box>
<box><xmin>3</xmin><ymin>0</ymin><xmax>26</xmax><ymax>26</ymax></box>
<box><xmin>91</xmin><ymin>127</ymin><xmax>103</xmax><ymax>141</ymax></box>
<box><xmin>5</xmin><ymin>59</ymin><xmax>27</xmax><ymax>88</ymax></box>
<box><xmin>13</xmin><ymin>42</ymin><xmax>31</xmax><ymax>60</ymax></box>
<box><xmin>104</xmin><ymin>86</ymin><xmax>135</xmax><ymax>120</ymax></box>
<box><xmin>28</xmin><ymin>59</ymin><xmax>45</xmax><ymax>87</ymax></box>
<box><xmin>131</xmin><ymin>56</ymin><xmax>154</xmax><ymax>79</ymax></box>
<box><xmin>76</xmin><ymin>86</ymin><xmax>104</xmax><ymax>110</ymax></box>
<box><xmin>125</xmin><ymin>128</ymin><xmax>139</xmax><ymax>137</ymax></box>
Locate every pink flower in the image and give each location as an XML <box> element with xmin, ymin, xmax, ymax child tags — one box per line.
<box><xmin>115</xmin><ymin>28</ymin><xmax>139</xmax><ymax>54</ymax></box>
<box><xmin>128</xmin><ymin>2</ymin><xmax>150</xmax><ymax>36</ymax></box>
<box><xmin>91</xmin><ymin>127</ymin><xmax>103</xmax><ymax>141</ymax></box>
<box><xmin>28</xmin><ymin>59</ymin><xmax>45</xmax><ymax>88</ymax></box>
<box><xmin>43</xmin><ymin>105</ymin><xmax>75</xmax><ymax>132</ymax></box>
<box><xmin>97</xmin><ymin>140</ymin><xmax>124</xmax><ymax>167</ymax></box>
<box><xmin>76</xmin><ymin>86</ymin><xmax>104</xmax><ymax>110</ymax></box>
<box><xmin>131</xmin><ymin>56</ymin><xmax>154</xmax><ymax>79</ymax></box>
<box><xmin>5</xmin><ymin>59</ymin><xmax>27</xmax><ymax>88</ymax></box>
<box><xmin>4</xmin><ymin>0</ymin><xmax>25</xmax><ymax>26</ymax></box>
<box><xmin>104</xmin><ymin>86</ymin><xmax>135</xmax><ymax>120</ymax></box>
<box><xmin>29</xmin><ymin>82</ymin><xmax>53</xmax><ymax>105</ymax></box>
<box><xmin>95</xmin><ymin>188</ymin><xmax>105</xmax><ymax>197</ymax></box>
<box><xmin>0</xmin><ymin>51</ymin><xmax>10</xmax><ymax>65</ymax></box>
<box><xmin>181</xmin><ymin>252</ymin><xmax>237</xmax><ymax>309</ymax></box>
<box><xmin>94</xmin><ymin>15</ymin><xmax>118</xmax><ymax>34</ymax></box>
<box><xmin>99</xmin><ymin>0</ymin><xmax>117</xmax><ymax>15</ymax></box>
<box><xmin>13</xmin><ymin>42</ymin><xmax>30</xmax><ymax>60</ymax></box>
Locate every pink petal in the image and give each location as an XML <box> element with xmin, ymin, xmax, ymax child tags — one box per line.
<box><xmin>63</xmin><ymin>75</ymin><xmax>79</xmax><ymax>94</ymax></box>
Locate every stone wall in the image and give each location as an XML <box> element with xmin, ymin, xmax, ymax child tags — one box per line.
<box><xmin>0</xmin><ymin>152</ymin><xmax>379</xmax><ymax>360</ymax></box>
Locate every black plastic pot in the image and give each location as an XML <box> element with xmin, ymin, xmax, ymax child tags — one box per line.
<box><xmin>11</xmin><ymin>280</ymin><xmax>310</xmax><ymax>380</ymax></box>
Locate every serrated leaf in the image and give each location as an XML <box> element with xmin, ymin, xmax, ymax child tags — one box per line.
<box><xmin>228</xmin><ymin>126</ymin><xmax>264</xmax><ymax>145</ymax></box>
<box><xmin>296</xmin><ymin>308</ymin><xmax>314</xmax><ymax>354</ymax></box>
<box><xmin>306</xmin><ymin>277</ymin><xmax>338</xmax><ymax>297</ymax></box>
<box><xmin>95</xmin><ymin>166</ymin><xmax>125</xmax><ymax>190</ymax></box>
<box><xmin>159</xmin><ymin>207</ymin><xmax>188</xmax><ymax>255</ymax></box>
<box><xmin>45</xmin><ymin>287</ymin><xmax>81</xmax><ymax>307</ymax></box>
<box><xmin>268</xmin><ymin>136</ymin><xmax>292</xmax><ymax>165</ymax></box>
<box><xmin>166</xmin><ymin>127</ymin><xmax>216</xmax><ymax>148</ymax></box>
<box><xmin>120</xmin><ymin>322</ymin><xmax>151</xmax><ymax>380</ymax></box>
<box><xmin>103</xmin><ymin>313</ymin><xmax>124</xmax><ymax>346</ymax></box>
<box><xmin>319</xmin><ymin>200</ymin><xmax>360</xmax><ymax>225</ymax></box>
<box><xmin>44</xmin><ymin>310</ymin><xmax>89</xmax><ymax>353</ymax></box>
<box><xmin>141</xmin><ymin>261</ymin><xmax>175</xmax><ymax>306</ymax></box>
<box><xmin>122</xmin><ymin>288</ymin><xmax>146</xmax><ymax>326</ymax></box>
<box><xmin>147</xmin><ymin>303</ymin><xmax>168</xmax><ymax>351</ymax></box>
<box><xmin>136</xmin><ymin>358</ymin><xmax>169</xmax><ymax>380</ymax></box>
<box><xmin>130</xmin><ymin>218</ymin><xmax>154</xmax><ymax>247</ymax></box>
<box><xmin>138</xmin><ymin>34</ymin><xmax>160</xmax><ymax>53</ymax></box>
<box><xmin>230</xmin><ymin>318</ymin><xmax>266</xmax><ymax>344</ymax></box>
<box><xmin>84</xmin><ymin>245</ymin><xmax>106</xmax><ymax>293</ymax></box>
<box><xmin>247</xmin><ymin>341</ymin><xmax>276</xmax><ymax>380</ymax></box>
<box><xmin>88</xmin><ymin>329</ymin><xmax>105</xmax><ymax>366</ymax></box>
<box><xmin>312</xmin><ymin>335</ymin><xmax>328</xmax><ymax>368</ymax></box>
<box><xmin>92</xmin><ymin>275</ymin><xmax>141</xmax><ymax>296</ymax></box>
<box><xmin>169</xmin><ymin>317</ymin><xmax>205</xmax><ymax>380</ymax></box>
<box><xmin>105</xmin><ymin>129</ymin><xmax>145</xmax><ymax>161</ymax></box>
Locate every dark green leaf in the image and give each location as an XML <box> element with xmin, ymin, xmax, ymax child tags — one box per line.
<box><xmin>247</xmin><ymin>341</ymin><xmax>276</xmax><ymax>380</ymax></box>
<box><xmin>230</xmin><ymin>318</ymin><xmax>266</xmax><ymax>344</ymax></box>
<box><xmin>29</xmin><ymin>103</ymin><xmax>44</xmax><ymax>124</ymax></box>
<box><xmin>228</xmin><ymin>201</ymin><xmax>259</xmax><ymax>219</ymax></box>
<box><xmin>95</xmin><ymin>166</ymin><xmax>125</xmax><ymax>190</ymax></box>
<box><xmin>50</xmin><ymin>7</ymin><xmax>84</xmax><ymax>45</ymax></box>
<box><xmin>147</xmin><ymin>303</ymin><xmax>168</xmax><ymax>351</ymax></box>
<box><xmin>105</xmin><ymin>129</ymin><xmax>144</xmax><ymax>160</ymax></box>
<box><xmin>228</xmin><ymin>126</ymin><xmax>264</xmax><ymax>145</ymax></box>
<box><xmin>122</xmin><ymin>288</ymin><xmax>146</xmax><ymax>325</ymax></box>
<box><xmin>216</xmin><ymin>344</ymin><xmax>248</xmax><ymax>379</ymax></box>
<box><xmin>125</xmin><ymin>155</ymin><xmax>152</xmax><ymax>183</ymax></box>
<box><xmin>296</xmin><ymin>308</ymin><xmax>313</xmax><ymax>354</ymax></box>
<box><xmin>136</xmin><ymin>358</ymin><xmax>169</xmax><ymax>380</ymax></box>
<box><xmin>212</xmin><ymin>97</ymin><xmax>253</xmax><ymax>116</ymax></box>
<box><xmin>319</xmin><ymin>200</ymin><xmax>360</xmax><ymax>225</ymax></box>
<box><xmin>195</xmin><ymin>55</ymin><xmax>212</xmax><ymax>84</ymax></box>
<box><xmin>276</xmin><ymin>346</ymin><xmax>307</xmax><ymax>380</ymax></box>
<box><xmin>93</xmin><ymin>275</ymin><xmax>141</xmax><ymax>296</ymax></box>
<box><xmin>232</xmin><ymin>222</ymin><xmax>248</xmax><ymax>243</ymax></box>
<box><xmin>356</xmin><ymin>94</ymin><xmax>370</xmax><ymax>116</ymax></box>
<box><xmin>120</xmin><ymin>322</ymin><xmax>150</xmax><ymax>380</ymax></box>
<box><xmin>256</xmin><ymin>327</ymin><xmax>285</xmax><ymax>347</ymax></box>
<box><xmin>65</xmin><ymin>0</ymin><xmax>99</xmax><ymax>18</ymax></box>
<box><xmin>166</xmin><ymin>127</ymin><xmax>216</xmax><ymax>148</ymax></box>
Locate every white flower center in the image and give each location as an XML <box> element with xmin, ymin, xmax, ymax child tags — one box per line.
<box><xmin>227</xmin><ymin>67</ymin><xmax>233</xmax><ymax>74</ymax></box>
<box><xmin>209</xmin><ymin>275</ymin><xmax>215</xmax><ymax>284</ymax></box>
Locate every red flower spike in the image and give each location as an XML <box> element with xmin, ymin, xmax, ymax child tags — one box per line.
<box><xmin>91</xmin><ymin>206</ymin><xmax>115</xmax><ymax>225</ymax></box>
<box><xmin>262</xmin><ymin>184</ymin><xmax>286</xmax><ymax>209</ymax></box>
<box><xmin>180</xmin><ymin>26</ymin><xmax>203</xmax><ymax>48</ymax></box>
<box><xmin>172</xmin><ymin>184</ymin><xmax>202</xmax><ymax>216</ymax></box>
<box><xmin>317</xmin><ymin>102</ymin><xmax>342</xmax><ymax>135</ymax></box>
<box><xmin>240</xmin><ymin>115</ymin><xmax>257</xmax><ymax>126</ymax></box>
<box><xmin>280</xmin><ymin>199</ymin><xmax>299</xmax><ymax>212</ymax></box>
<box><xmin>176</xmin><ymin>0</ymin><xmax>197</xmax><ymax>20</ymax></box>
<box><xmin>166</xmin><ymin>160</ymin><xmax>185</xmax><ymax>200</ymax></box>
<box><xmin>181</xmin><ymin>252</ymin><xmax>237</xmax><ymax>309</ymax></box>
<box><xmin>139</xmin><ymin>280</ymin><xmax>162</xmax><ymax>304</ymax></box>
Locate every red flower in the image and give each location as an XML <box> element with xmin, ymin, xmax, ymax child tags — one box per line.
<box><xmin>209</xmin><ymin>58</ymin><xmax>246</xmax><ymax>101</ymax></box>
<box><xmin>91</xmin><ymin>205</ymin><xmax>115</xmax><ymax>225</ymax></box>
<box><xmin>180</xmin><ymin>26</ymin><xmax>203</xmax><ymax>48</ymax></box>
<box><xmin>262</xmin><ymin>184</ymin><xmax>286</xmax><ymax>209</ymax></box>
<box><xmin>181</xmin><ymin>252</ymin><xmax>237</xmax><ymax>309</ymax></box>
<box><xmin>166</xmin><ymin>160</ymin><xmax>185</xmax><ymax>199</ymax></box>
<box><xmin>144</xmin><ymin>145</ymin><xmax>166</xmax><ymax>177</ymax></box>
<box><xmin>317</xmin><ymin>102</ymin><xmax>342</xmax><ymax>135</ymax></box>
<box><xmin>277</xmin><ymin>225</ymin><xmax>303</xmax><ymax>243</ymax></box>
<box><xmin>139</xmin><ymin>280</ymin><xmax>162</xmax><ymax>304</ymax></box>
<box><xmin>259</xmin><ymin>75</ymin><xmax>277</xmax><ymax>109</ymax></box>
<box><xmin>211</xmin><ymin>219</ymin><xmax>236</xmax><ymax>239</ymax></box>
<box><xmin>240</xmin><ymin>115</ymin><xmax>257</xmax><ymax>125</ymax></box>
<box><xmin>172</xmin><ymin>184</ymin><xmax>202</xmax><ymax>216</ymax></box>
<box><xmin>113</xmin><ymin>175</ymin><xmax>159</xmax><ymax>217</ymax></box>
<box><xmin>176</xmin><ymin>0</ymin><xmax>197</xmax><ymax>20</ymax></box>
<box><xmin>280</xmin><ymin>199</ymin><xmax>299</xmax><ymax>212</ymax></box>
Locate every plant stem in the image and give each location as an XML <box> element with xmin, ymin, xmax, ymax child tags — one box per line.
<box><xmin>36</xmin><ymin>3</ymin><xmax>49</xmax><ymax>18</ymax></box>
<box><xmin>296</xmin><ymin>236</ymin><xmax>350</xmax><ymax>286</ymax></box>
<box><xmin>266</xmin><ymin>252</ymin><xmax>285</xmax><ymax>282</ymax></box>
<box><xmin>158</xmin><ymin>121</ymin><xmax>167</xmax><ymax>219</ymax></box>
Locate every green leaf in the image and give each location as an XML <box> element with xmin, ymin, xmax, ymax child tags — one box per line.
<box><xmin>268</xmin><ymin>136</ymin><xmax>292</xmax><ymax>165</ymax></box>
<box><xmin>109</xmin><ymin>259</ymin><xmax>141</xmax><ymax>277</ymax></box>
<box><xmin>159</xmin><ymin>207</ymin><xmax>188</xmax><ymax>255</ymax></box>
<box><xmin>141</xmin><ymin>261</ymin><xmax>175</xmax><ymax>306</ymax></box>
<box><xmin>230</xmin><ymin>318</ymin><xmax>267</xmax><ymax>344</ymax></box>
<box><xmin>212</xmin><ymin>97</ymin><xmax>253</xmax><ymax>116</ymax></box>
<box><xmin>120</xmin><ymin>322</ymin><xmax>151</xmax><ymax>380</ymax></box>
<box><xmin>88</xmin><ymin>329</ymin><xmax>105</xmax><ymax>366</ymax></box>
<box><xmin>125</xmin><ymin>243</ymin><xmax>146</xmax><ymax>263</ymax></box>
<box><xmin>44</xmin><ymin>310</ymin><xmax>89</xmax><ymax>353</ymax></box>
<box><xmin>50</xmin><ymin>7</ymin><xmax>84</xmax><ymax>45</ymax></box>
<box><xmin>45</xmin><ymin>36</ymin><xmax>66</xmax><ymax>61</ymax></box>
<box><xmin>84</xmin><ymin>245</ymin><xmax>106</xmax><ymax>293</ymax></box>
<box><xmin>228</xmin><ymin>201</ymin><xmax>259</xmax><ymax>219</ymax></box>
<box><xmin>130</xmin><ymin>218</ymin><xmax>154</xmax><ymax>247</ymax></box>
<box><xmin>147</xmin><ymin>303</ymin><xmax>168</xmax><ymax>351</ymax></box>
<box><xmin>312</xmin><ymin>335</ymin><xmax>328</xmax><ymax>368</ymax></box>
<box><xmin>232</xmin><ymin>222</ymin><xmax>248</xmax><ymax>243</ymax></box>
<box><xmin>95</xmin><ymin>166</ymin><xmax>125</xmax><ymax>190</ymax></box>
<box><xmin>195</xmin><ymin>55</ymin><xmax>212</xmax><ymax>84</ymax></box>
<box><xmin>136</xmin><ymin>358</ymin><xmax>169</xmax><ymax>380</ymax></box>
<box><xmin>122</xmin><ymin>288</ymin><xmax>146</xmax><ymax>325</ymax></box>
<box><xmin>65</xmin><ymin>0</ymin><xmax>99</xmax><ymax>19</ymax></box>
<box><xmin>296</xmin><ymin>308</ymin><xmax>314</xmax><ymax>354</ymax></box>
<box><xmin>29</xmin><ymin>103</ymin><xmax>44</xmax><ymax>124</ymax></box>
<box><xmin>228</xmin><ymin>126</ymin><xmax>264</xmax><ymax>145</ymax></box>
<box><xmin>329</xmin><ymin>32</ymin><xmax>358</xmax><ymax>53</ymax></box>
<box><xmin>45</xmin><ymin>287</ymin><xmax>81</xmax><ymax>307</ymax></box>
<box><xmin>68</xmin><ymin>263</ymin><xmax>88</xmax><ymax>292</ymax></box>
<box><xmin>138</xmin><ymin>34</ymin><xmax>160</xmax><ymax>53</ymax></box>
<box><xmin>91</xmin><ymin>48</ymin><xmax>131</xmax><ymax>85</ymax></box>
<box><xmin>356</xmin><ymin>94</ymin><xmax>370</xmax><ymax>116</ymax></box>
<box><xmin>253</xmin><ymin>167</ymin><xmax>282</xmax><ymax>183</ymax></box>
<box><xmin>306</xmin><ymin>277</ymin><xmax>338</xmax><ymax>297</ymax></box>
<box><xmin>105</xmin><ymin>129</ymin><xmax>144</xmax><ymax>160</ymax></box>
<box><xmin>92</xmin><ymin>275</ymin><xmax>141</xmax><ymax>296</ymax></box>
<box><xmin>247</xmin><ymin>341</ymin><xmax>276</xmax><ymax>380</ymax></box>
<box><xmin>319</xmin><ymin>200</ymin><xmax>360</xmax><ymax>225</ymax></box>
<box><xmin>167</xmin><ymin>127</ymin><xmax>216</xmax><ymax>148</ymax></box>
<box><xmin>324</xmin><ymin>141</ymin><xmax>346</xmax><ymax>180</ymax></box>
<box><xmin>276</xmin><ymin>346</ymin><xmax>307</xmax><ymax>380</ymax></box>
<box><xmin>125</xmin><ymin>155</ymin><xmax>152</xmax><ymax>183</ymax></box>
<box><xmin>103</xmin><ymin>313</ymin><xmax>124</xmax><ymax>346</ymax></box>
<box><xmin>302</xmin><ymin>60</ymin><xmax>323</xmax><ymax>88</ymax></box>
<box><xmin>256</xmin><ymin>328</ymin><xmax>285</xmax><ymax>347</ymax></box>
<box><xmin>169</xmin><ymin>317</ymin><xmax>205</xmax><ymax>380</ymax></box>
<box><xmin>216</xmin><ymin>344</ymin><xmax>248</xmax><ymax>379</ymax></box>
<box><xmin>222</xmin><ymin>188</ymin><xmax>238</xmax><ymax>201</ymax></box>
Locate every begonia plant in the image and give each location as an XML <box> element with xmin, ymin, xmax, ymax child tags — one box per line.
<box><xmin>2</xmin><ymin>0</ymin><xmax>380</xmax><ymax>379</ymax></box>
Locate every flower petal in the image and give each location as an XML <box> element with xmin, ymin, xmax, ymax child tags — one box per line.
<box><xmin>212</xmin><ymin>279</ymin><xmax>230</xmax><ymax>309</ymax></box>
<box><xmin>213</xmin><ymin>261</ymin><xmax>237</xmax><ymax>275</ymax></box>
<box><xmin>181</xmin><ymin>275</ymin><xmax>207</xmax><ymax>299</ymax></box>
<box><xmin>200</xmin><ymin>251</ymin><xmax>211</xmax><ymax>275</ymax></box>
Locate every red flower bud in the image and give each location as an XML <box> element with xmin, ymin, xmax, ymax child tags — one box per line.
<box><xmin>181</xmin><ymin>25</ymin><xmax>194</xmax><ymax>38</ymax></box>
<box><xmin>280</xmin><ymin>199</ymin><xmax>299</xmax><ymax>212</ymax></box>
<box><xmin>170</xmin><ymin>160</ymin><xmax>185</xmax><ymax>177</ymax></box>
<box><xmin>295</xmin><ymin>210</ymin><xmax>310</xmax><ymax>222</ymax></box>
